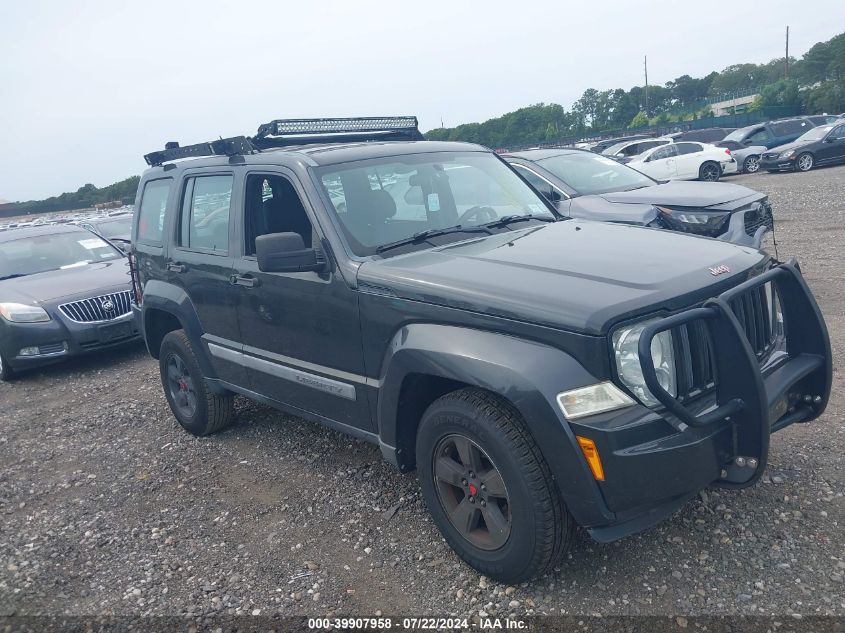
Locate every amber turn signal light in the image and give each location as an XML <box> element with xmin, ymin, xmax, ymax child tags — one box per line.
<box><xmin>576</xmin><ymin>435</ymin><xmax>605</xmax><ymax>481</ymax></box>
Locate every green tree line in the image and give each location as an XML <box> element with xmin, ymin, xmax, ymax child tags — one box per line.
<box><xmin>3</xmin><ymin>176</ymin><xmax>140</xmax><ymax>217</ymax></box>
<box><xmin>427</xmin><ymin>31</ymin><xmax>845</xmax><ymax>148</ymax></box>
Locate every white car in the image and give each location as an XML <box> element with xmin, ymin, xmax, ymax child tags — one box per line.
<box><xmin>627</xmin><ymin>141</ymin><xmax>737</xmax><ymax>182</ymax></box>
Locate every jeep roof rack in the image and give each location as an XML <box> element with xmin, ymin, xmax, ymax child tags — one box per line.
<box><xmin>144</xmin><ymin>116</ymin><xmax>423</xmax><ymax>166</ymax></box>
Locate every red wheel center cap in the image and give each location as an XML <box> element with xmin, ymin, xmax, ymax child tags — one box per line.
<box><xmin>468</xmin><ymin>483</ymin><xmax>478</xmax><ymax>496</ymax></box>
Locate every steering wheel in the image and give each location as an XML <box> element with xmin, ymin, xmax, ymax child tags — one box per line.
<box><xmin>458</xmin><ymin>206</ymin><xmax>497</xmax><ymax>225</ymax></box>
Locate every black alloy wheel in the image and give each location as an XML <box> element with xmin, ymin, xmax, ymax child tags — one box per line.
<box><xmin>699</xmin><ymin>161</ymin><xmax>721</xmax><ymax>181</ymax></box>
<box><xmin>165</xmin><ymin>352</ymin><xmax>198</xmax><ymax>419</ymax></box>
<box><xmin>432</xmin><ymin>433</ymin><xmax>511</xmax><ymax>550</ymax></box>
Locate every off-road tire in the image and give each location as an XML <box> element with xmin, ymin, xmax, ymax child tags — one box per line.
<box><xmin>159</xmin><ymin>329</ymin><xmax>234</xmax><ymax>436</ymax></box>
<box><xmin>416</xmin><ymin>388</ymin><xmax>573</xmax><ymax>583</ymax></box>
<box><xmin>698</xmin><ymin>161</ymin><xmax>721</xmax><ymax>181</ymax></box>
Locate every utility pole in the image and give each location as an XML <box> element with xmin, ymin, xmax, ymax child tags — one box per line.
<box><xmin>785</xmin><ymin>26</ymin><xmax>790</xmax><ymax>78</ymax></box>
<box><xmin>644</xmin><ymin>55</ymin><xmax>649</xmax><ymax>115</ymax></box>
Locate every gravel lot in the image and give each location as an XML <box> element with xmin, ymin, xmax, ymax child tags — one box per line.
<box><xmin>1</xmin><ymin>166</ymin><xmax>844</xmax><ymax>621</ymax></box>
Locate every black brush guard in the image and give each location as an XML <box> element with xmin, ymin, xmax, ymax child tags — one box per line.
<box><xmin>637</xmin><ymin>260</ymin><xmax>831</xmax><ymax>488</ymax></box>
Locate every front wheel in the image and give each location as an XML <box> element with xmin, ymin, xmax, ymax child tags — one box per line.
<box><xmin>743</xmin><ymin>155</ymin><xmax>760</xmax><ymax>174</ymax></box>
<box><xmin>416</xmin><ymin>388</ymin><xmax>573</xmax><ymax>583</ymax></box>
<box><xmin>795</xmin><ymin>152</ymin><xmax>814</xmax><ymax>172</ymax></box>
<box><xmin>159</xmin><ymin>330</ymin><xmax>234</xmax><ymax>436</ymax></box>
<box><xmin>699</xmin><ymin>161</ymin><xmax>721</xmax><ymax>181</ymax></box>
<box><xmin>0</xmin><ymin>352</ymin><xmax>15</xmax><ymax>381</ymax></box>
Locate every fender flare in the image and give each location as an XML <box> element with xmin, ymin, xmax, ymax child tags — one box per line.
<box><xmin>377</xmin><ymin>323</ymin><xmax>614</xmax><ymax>526</ymax></box>
<box><xmin>139</xmin><ymin>280</ymin><xmax>218</xmax><ymax>380</ymax></box>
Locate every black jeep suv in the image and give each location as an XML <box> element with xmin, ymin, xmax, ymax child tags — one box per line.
<box><xmin>131</xmin><ymin>117</ymin><xmax>831</xmax><ymax>582</ymax></box>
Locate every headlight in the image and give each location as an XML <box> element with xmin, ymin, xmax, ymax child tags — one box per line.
<box><xmin>656</xmin><ymin>207</ymin><xmax>730</xmax><ymax>236</ymax></box>
<box><xmin>557</xmin><ymin>382</ymin><xmax>634</xmax><ymax>420</ymax></box>
<box><xmin>612</xmin><ymin>319</ymin><xmax>676</xmax><ymax>407</ymax></box>
<box><xmin>779</xmin><ymin>150</ymin><xmax>795</xmax><ymax>159</ymax></box>
<box><xmin>0</xmin><ymin>302</ymin><xmax>51</xmax><ymax>323</ymax></box>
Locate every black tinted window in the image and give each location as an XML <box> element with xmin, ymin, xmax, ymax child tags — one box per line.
<box><xmin>137</xmin><ymin>179</ymin><xmax>171</xmax><ymax>243</ymax></box>
<box><xmin>676</xmin><ymin>143</ymin><xmax>703</xmax><ymax>155</ymax></box>
<box><xmin>179</xmin><ymin>175</ymin><xmax>232</xmax><ymax>253</ymax></box>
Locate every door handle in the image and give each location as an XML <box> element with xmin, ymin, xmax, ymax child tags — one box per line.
<box><xmin>166</xmin><ymin>262</ymin><xmax>186</xmax><ymax>273</ymax></box>
<box><xmin>230</xmin><ymin>274</ymin><xmax>259</xmax><ymax>288</ymax></box>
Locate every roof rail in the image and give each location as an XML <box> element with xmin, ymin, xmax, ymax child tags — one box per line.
<box><xmin>144</xmin><ymin>116</ymin><xmax>422</xmax><ymax>166</ymax></box>
<box><xmin>144</xmin><ymin>136</ymin><xmax>255</xmax><ymax>167</ymax></box>
<box><xmin>252</xmin><ymin>116</ymin><xmax>423</xmax><ymax>148</ymax></box>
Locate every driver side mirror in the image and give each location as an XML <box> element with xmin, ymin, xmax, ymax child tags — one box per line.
<box><xmin>256</xmin><ymin>232</ymin><xmax>324</xmax><ymax>273</ymax></box>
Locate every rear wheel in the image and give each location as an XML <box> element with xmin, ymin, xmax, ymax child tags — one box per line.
<box><xmin>159</xmin><ymin>330</ymin><xmax>234</xmax><ymax>436</ymax></box>
<box><xmin>416</xmin><ymin>388</ymin><xmax>573</xmax><ymax>583</ymax></box>
<box><xmin>795</xmin><ymin>152</ymin><xmax>814</xmax><ymax>172</ymax></box>
<box><xmin>699</xmin><ymin>161</ymin><xmax>721</xmax><ymax>181</ymax></box>
<box><xmin>743</xmin><ymin>155</ymin><xmax>760</xmax><ymax>173</ymax></box>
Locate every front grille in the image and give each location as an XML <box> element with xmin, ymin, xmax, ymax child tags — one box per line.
<box><xmin>744</xmin><ymin>202</ymin><xmax>774</xmax><ymax>237</ymax></box>
<box><xmin>674</xmin><ymin>283</ymin><xmax>778</xmax><ymax>401</ymax></box>
<box><xmin>762</xmin><ymin>152</ymin><xmax>779</xmax><ymax>161</ymax></box>
<box><xmin>59</xmin><ymin>290</ymin><xmax>133</xmax><ymax>323</ymax></box>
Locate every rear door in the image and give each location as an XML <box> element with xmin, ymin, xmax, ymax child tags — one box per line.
<box><xmin>674</xmin><ymin>142</ymin><xmax>705</xmax><ymax>179</ymax></box>
<box><xmin>168</xmin><ymin>170</ymin><xmax>246</xmax><ymax>386</ymax></box>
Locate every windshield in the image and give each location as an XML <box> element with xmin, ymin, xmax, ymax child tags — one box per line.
<box><xmin>536</xmin><ymin>152</ymin><xmax>655</xmax><ymax>196</ymax></box>
<box><xmin>315</xmin><ymin>152</ymin><xmax>555</xmax><ymax>256</ymax></box>
<box><xmin>95</xmin><ymin>217</ymin><xmax>132</xmax><ymax>238</ymax></box>
<box><xmin>797</xmin><ymin>125</ymin><xmax>832</xmax><ymax>142</ymax></box>
<box><xmin>0</xmin><ymin>231</ymin><xmax>122</xmax><ymax>279</ymax></box>
<box><xmin>723</xmin><ymin>127</ymin><xmax>754</xmax><ymax>142</ymax></box>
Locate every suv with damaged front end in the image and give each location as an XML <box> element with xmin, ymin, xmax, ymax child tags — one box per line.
<box><xmin>131</xmin><ymin>117</ymin><xmax>831</xmax><ymax>583</ymax></box>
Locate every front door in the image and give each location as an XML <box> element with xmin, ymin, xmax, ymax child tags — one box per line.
<box><xmin>231</xmin><ymin>169</ymin><xmax>371</xmax><ymax>430</ymax></box>
<box><xmin>643</xmin><ymin>144</ymin><xmax>678</xmax><ymax>180</ymax></box>
<box><xmin>168</xmin><ymin>171</ymin><xmax>246</xmax><ymax>386</ymax></box>
<box><xmin>817</xmin><ymin>125</ymin><xmax>845</xmax><ymax>165</ymax></box>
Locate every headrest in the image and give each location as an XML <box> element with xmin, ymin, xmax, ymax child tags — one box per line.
<box><xmin>354</xmin><ymin>189</ymin><xmax>396</xmax><ymax>225</ymax></box>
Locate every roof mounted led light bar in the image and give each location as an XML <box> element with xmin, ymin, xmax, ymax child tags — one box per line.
<box><xmin>255</xmin><ymin>116</ymin><xmax>421</xmax><ymax>139</ymax></box>
<box><xmin>144</xmin><ymin>116</ymin><xmax>422</xmax><ymax>166</ymax></box>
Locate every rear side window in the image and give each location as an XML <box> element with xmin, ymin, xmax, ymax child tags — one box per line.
<box><xmin>137</xmin><ymin>179</ymin><xmax>172</xmax><ymax>243</ymax></box>
<box><xmin>179</xmin><ymin>175</ymin><xmax>233</xmax><ymax>253</ymax></box>
<box><xmin>769</xmin><ymin>120</ymin><xmax>811</xmax><ymax>136</ymax></box>
<box><xmin>676</xmin><ymin>143</ymin><xmax>703</xmax><ymax>155</ymax></box>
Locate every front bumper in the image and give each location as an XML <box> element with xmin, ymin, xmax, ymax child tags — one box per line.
<box><xmin>570</xmin><ymin>261</ymin><xmax>831</xmax><ymax>541</ymax></box>
<box><xmin>760</xmin><ymin>154</ymin><xmax>795</xmax><ymax>171</ymax></box>
<box><xmin>0</xmin><ymin>310</ymin><xmax>140</xmax><ymax>371</ymax></box>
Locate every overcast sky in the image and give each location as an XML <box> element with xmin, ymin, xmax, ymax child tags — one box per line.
<box><xmin>2</xmin><ymin>0</ymin><xmax>844</xmax><ymax>201</ymax></box>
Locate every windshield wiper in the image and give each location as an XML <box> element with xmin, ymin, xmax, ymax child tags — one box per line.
<box><xmin>482</xmin><ymin>214</ymin><xmax>555</xmax><ymax>229</ymax></box>
<box><xmin>375</xmin><ymin>225</ymin><xmax>490</xmax><ymax>254</ymax></box>
<box><xmin>0</xmin><ymin>273</ymin><xmax>27</xmax><ymax>281</ymax></box>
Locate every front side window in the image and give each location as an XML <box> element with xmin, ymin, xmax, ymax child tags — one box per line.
<box><xmin>179</xmin><ymin>175</ymin><xmax>233</xmax><ymax>253</ymax></box>
<box><xmin>315</xmin><ymin>152</ymin><xmax>554</xmax><ymax>256</ymax></box>
<box><xmin>244</xmin><ymin>174</ymin><xmax>313</xmax><ymax>255</ymax></box>
<box><xmin>0</xmin><ymin>232</ymin><xmax>122</xmax><ymax>280</ymax></box>
<box><xmin>649</xmin><ymin>144</ymin><xmax>678</xmax><ymax>161</ymax></box>
<box><xmin>628</xmin><ymin>140</ymin><xmax>668</xmax><ymax>156</ymax></box>
<box><xmin>137</xmin><ymin>178</ymin><xmax>172</xmax><ymax>243</ymax></box>
<box><xmin>511</xmin><ymin>164</ymin><xmax>563</xmax><ymax>201</ymax></box>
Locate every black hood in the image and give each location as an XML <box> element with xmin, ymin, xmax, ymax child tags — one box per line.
<box><xmin>0</xmin><ymin>259</ymin><xmax>131</xmax><ymax>305</ymax></box>
<box><xmin>358</xmin><ymin>220</ymin><xmax>768</xmax><ymax>335</ymax></box>
<box><xmin>762</xmin><ymin>139</ymin><xmax>812</xmax><ymax>155</ymax></box>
